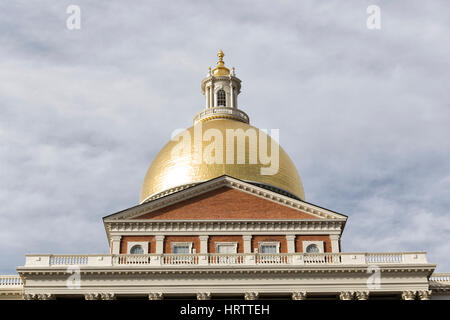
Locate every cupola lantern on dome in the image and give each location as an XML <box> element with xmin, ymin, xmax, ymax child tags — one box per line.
<box><xmin>195</xmin><ymin>50</ymin><xmax>248</xmax><ymax>124</ymax></box>
<box><xmin>139</xmin><ymin>51</ymin><xmax>305</xmax><ymax>204</ymax></box>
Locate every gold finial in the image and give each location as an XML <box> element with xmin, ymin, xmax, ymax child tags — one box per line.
<box><xmin>217</xmin><ymin>50</ymin><xmax>224</xmax><ymax>62</ymax></box>
<box><xmin>212</xmin><ymin>50</ymin><xmax>230</xmax><ymax>76</ymax></box>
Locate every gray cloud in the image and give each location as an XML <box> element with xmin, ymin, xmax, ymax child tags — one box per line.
<box><xmin>0</xmin><ymin>0</ymin><xmax>449</xmax><ymax>273</ymax></box>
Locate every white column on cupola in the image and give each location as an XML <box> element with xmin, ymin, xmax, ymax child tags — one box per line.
<box><xmin>229</xmin><ymin>79</ymin><xmax>234</xmax><ymax>108</ymax></box>
<box><xmin>210</xmin><ymin>81</ymin><xmax>214</xmax><ymax>108</ymax></box>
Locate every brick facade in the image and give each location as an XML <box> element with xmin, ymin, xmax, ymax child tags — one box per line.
<box><xmin>120</xmin><ymin>236</ymin><xmax>155</xmax><ymax>254</ymax></box>
<box><xmin>296</xmin><ymin>235</ymin><xmax>332</xmax><ymax>253</ymax></box>
<box><xmin>119</xmin><ymin>235</ymin><xmax>332</xmax><ymax>253</ymax></box>
<box><xmin>135</xmin><ymin>187</ymin><xmax>318</xmax><ymax>220</ymax></box>
<box><xmin>164</xmin><ymin>236</ymin><xmax>200</xmax><ymax>253</ymax></box>
<box><xmin>208</xmin><ymin>235</ymin><xmax>244</xmax><ymax>253</ymax></box>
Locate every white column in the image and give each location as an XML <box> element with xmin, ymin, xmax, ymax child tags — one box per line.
<box><xmin>210</xmin><ymin>81</ymin><xmax>214</xmax><ymax>107</ymax></box>
<box><xmin>199</xmin><ymin>235</ymin><xmax>209</xmax><ymax>253</ymax></box>
<box><xmin>243</xmin><ymin>235</ymin><xmax>252</xmax><ymax>253</ymax></box>
<box><xmin>111</xmin><ymin>235</ymin><xmax>121</xmax><ymax>254</ymax></box>
<box><xmin>286</xmin><ymin>235</ymin><xmax>296</xmax><ymax>253</ymax></box>
<box><xmin>230</xmin><ymin>80</ymin><xmax>234</xmax><ymax>108</ymax></box>
<box><xmin>330</xmin><ymin>234</ymin><xmax>340</xmax><ymax>253</ymax></box>
<box><xmin>205</xmin><ymin>86</ymin><xmax>210</xmax><ymax>108</ymax></box>
<box><xmin>155</xmin><ymin>235</ymin><xmax>165</xmax><ymax>254</ymax></box>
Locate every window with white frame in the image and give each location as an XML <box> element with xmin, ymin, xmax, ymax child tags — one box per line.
<box><xmin>258</xmin><ymin>242</ymin><xmax>280</xmax><ymax>254</ymax></box>
<box><xmin>302</xmin><ymin>241</ymin><xmax>324</xmax><ymax>253</ymax></box>
<box><xmin>171</xmin><ymin>242</ymin><xmax>192</xmax><ymax>254</ymax></box>
<box><xmin>306</xmin><ymin>244</ymin><xmax>319</xmax><ymax>253</ymax></box>
<box><xmin>127</xmin><ymin>241</ymin><xmax>149</xmax><ymax>254</ymax></box>
<box><xmin>130</xmin><ymin>245</ymin><xmax>144</xmax><ymax>254</ymax></box>
<box><xmin>217</xmin><ymin>89</ymin><xmax>226</xmax><ymax>106</ymax></box>
<box><xmin>215</xmin><ymin>242</ymin><xmax>238</xmax><ymax>254</ymax></box>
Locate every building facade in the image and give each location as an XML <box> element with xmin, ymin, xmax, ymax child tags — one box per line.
<box><xmin>1</xmin><ymin>51</ymin><xmax>449</xmax><ymax>300</ymax></box>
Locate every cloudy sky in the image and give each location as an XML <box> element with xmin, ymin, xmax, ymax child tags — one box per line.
<box><xmin>1</xmin><ymin>1</ymin><xmax>449</xmax><ymax>274</ymax></box>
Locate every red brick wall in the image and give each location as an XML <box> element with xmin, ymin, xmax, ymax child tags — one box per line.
<box><xmin>118</xmin><ymin>234</ymin><xmax>333</xmax><ymax>254</ymax></box>
<box><xmin>208</xmin><ymin>235</ymin><xmax>244</xmax><ymax>253</ymax></box>
<box><xmin>164</xmin><ymin>236</ymin><xmax>200</xmax><ymax>253</ymax></box>
<box><xmin>120</xmin><ymin>236</ymin><xmax>155</xmax><ymax>254</ymax></box>
<box><xmin>296</xmin><ymin>235</ymin><xmax>332</xmax><ymax>253</ymax></box>
<box><xmin>136</xmin><ymin>187</ymin><xmax>318</xmax><ymax>220</ymax></box>
<box><xmin>251</xmin><ymin>235</ymin><xmax>288</xmax><ymax>253</ymax></box>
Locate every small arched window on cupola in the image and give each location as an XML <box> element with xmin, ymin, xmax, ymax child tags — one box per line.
<box><xmin>217</xmin><ymin>89</ymin><xmax>226</xmax><ymax>106</ymax></box>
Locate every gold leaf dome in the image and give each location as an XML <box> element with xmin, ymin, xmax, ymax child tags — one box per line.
<box><xmin>139</xmin><ymin>119</ymin><xmax>305</xmax><ymax>203</ymax></box>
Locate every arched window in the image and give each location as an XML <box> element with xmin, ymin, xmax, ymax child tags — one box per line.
<box><xmin>130</xmin><ymin>245</ymin><xmax>144</xmax><ymax>254</ymax></box>
<box><xmin>217</xmin><ymin>89</ymin><xmax>226</xmax><ymax>106</ymax></box>
<box><xmin>306</xmin><ymin>244</ymin><xmax>319</xmax><ymax>253</ymax></box>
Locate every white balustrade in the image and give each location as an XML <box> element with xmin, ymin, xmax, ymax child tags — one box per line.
<box><xmin>113</xmin><ymin>254</ymin><xmax>152</xmax><ymax>265</ymax></box>
<box><xmin>304</xmin><ymin>253</ymin><xmax>341</xmax><ymax>265</ymax></box>
<box><xmin>365</xmin><ymin>253</ymin><xmax>403</xmax><ymax>264</ymax></box>
<box><xmin>49</xmin><ymin>255</ymin><xmax>89</xmax><ymax>265</ymax></box>
<box><xmin>429</xmin><ymin>273</ymin><xmax>450</xmax><ymax>282</ymax></box>
<box><xmin>193</xmin><ymin>107</ymin><xmax>249</xmax><ymax>124</ymax></box>
<box><xmin>0</xmin><ymin>275</ymin><xmax>23</xmax><ymax>287</ymax></box>
<box><xmin>256</xmin><ymin>254</ymin><xmax>291</xmax><ymax>264</ymax></box>
<box><xmin>21</xmin><ymin>252</ymin><xmax>429</xmax><ymax>268</ymax></box>
<box><xmin>162</xmin><ymin>254</ymin><xmax>199</xmax><ymax>265</ymax></box>
<box><xmin>209</xmin><ymin>254</ymin><xmax>245</xmax><ymax>265</ymax></box>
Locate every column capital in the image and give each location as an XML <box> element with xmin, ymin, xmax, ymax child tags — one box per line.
<box><xmin>100</xmin><ymin>293</ymin><xmax>116</xmax><ymax>300</ymax></box>
<box><xmin>329</xmin><ymin>234</ymin><xmax>340</xmax><ymax>240</ymax></box>
<box><xmin>339</xmin><ymin>291</ymin><xmax>355</xmax><ymax>300</ymax></box>
<box><xmin>286</xmin><ymin>235</ymin><xmax>296</xmax><ymax>241</ymax></box>
<box><xmin>197</xmin><ymin>292</ymin><xmax>211</xmax><ymax>300</ymax></box>
<box><xmin>243</xmin><ymin>235</ymin><xmax>252</xmax><ymax>240</ymax></box>
<box><xmin>291</xmin><ymin>291</ymin><xmax>307</xmax><ymax>300</ymax></box>
<box><xmin>355</xmin><ymin>291</ymin><xmax>369</xmax><ymax>300</ymax></box>
<box><xmin>199</xmin><ymin>235</ymin><xmax>209</xmax><ymax>241</ymax></box>
<box><xmin>155</xmin><ymin>235</ymin><xmax>165</xmax><ymax>241</ymax></box>
<box><xmin>84</xmin><ymin>293</ymin><xmax>101</xmax><ymax>300</ymax></box>
<box><xmin>244</xmin><ymin>292</ymin><xmax>259</xmax><ymax>300</ymax></box>
<box><xmin>148</xmin><ymin>292</ymin><xmax>164</xmax><ymax>300</ymax></box>
<box><xmin>417</xmin><ymin>290</ymin><xmax>432</xmax><ymax>300</ymax></box>
<box><xmin>401</xmin><ymin>291</ymin><xmax>417</xmax><ymax>300</ymax></box>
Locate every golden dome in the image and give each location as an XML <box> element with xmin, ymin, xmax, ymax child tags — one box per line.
<box><xmin>140</xmin><ymin>119</ymin><xmax>305</xmax><ymax>203</ymax></box>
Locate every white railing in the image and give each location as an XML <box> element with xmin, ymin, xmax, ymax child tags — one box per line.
<box><xmin>304</xmin><ymin>253</ymin><xmax>342</xmax><ymax>264</ymax></box>
<box><xmin>193</xmin><ymin>107</ymin><xmax>249</xmax><ymax>124</ymax></box>
<box><xmin>365</xmin><ymin>253</ymin><xmax>402</xmax><ymax>264</ymax></box>
<box><xmin>22</xmin><ymin>252</ymin><xmax>429</xmax><ymax>268</ymax></box>
<box><xmin>50</xmin><ymin>255</ymin><xmax>89</xmax><ymax>265</ymax></box>
<box><xmin>162</xmin><ymin>254</ymin><xmax>199</xmax><ymax>265</ymax></box>
<box><xmin>113</xmin><ymin>254</ymin><xmax>152</xmax><ymax>265</ymax></box>
<box><xmin>209</xmin><ymin>254</ymin><xmax>245</xmax><ymax>265</ymax></box>
<box><xmin>429</xmin><ymin>273</ymin><xmax>450</xmax><ymax>282</ymax></box>
<box><xmin>0</xmin><ymin>275</ymin><xmax>23</xmax><ymax>287</ymax></box>
<box><xmin>256</xmin><ymin>254</ymin><xmax>291</xmax><ymax>264</ymax></box>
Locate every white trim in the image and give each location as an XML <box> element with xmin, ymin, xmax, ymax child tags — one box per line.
<box><xmin>303</xmin><ymin>241</ymin><xmax>324</xmax><ymax>253</ymax></box>
<box><xmin>258</xmin><ymin>241</ymin><xmax>280</xmax><ymax>254</ymax></box>
<box><xmin>215</xmin><ymin>242</ymin><xmax>238</xmax><ymax>254</ymax></box>
<box><xmin>171</xmin><ymin>242</ymin><xmax>193</xmax><ymax>254</ymax></box>
<box><xmin>127</xmin><ymin>242</ymin><xmax>149</xmax><ymax>254</ymax></box>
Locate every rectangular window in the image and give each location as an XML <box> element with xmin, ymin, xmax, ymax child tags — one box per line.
<box><xmin>260</xmin><ymin>244</ymin><xmax>278</xmax><ymax>254</ymax></box>
<box><xmin>216</xmin><ymin>243</ymin><xmax>237</xmax><ymax>254</ymax></box>
<box><xmin>172</xmin><ymin>245</ymin><xmax>190</xmax><ymax>254</ymax></box>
